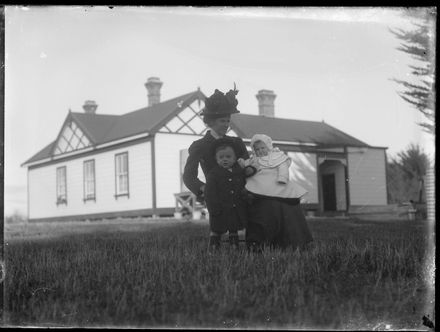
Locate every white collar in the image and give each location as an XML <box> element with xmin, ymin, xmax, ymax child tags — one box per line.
<box><xmin>209</xmin><ymin>129</ymin><xmax>222</xmax><ymax>139</ymax></box>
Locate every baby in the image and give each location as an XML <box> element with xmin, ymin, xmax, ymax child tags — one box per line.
<box><xmin>238</xmin><ymin>134</ymin><xmax>308</xmax><ymax>200</ymax></box>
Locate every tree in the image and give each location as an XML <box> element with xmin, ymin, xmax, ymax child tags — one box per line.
<box><xmin>389</xmin><ymin>8</ymin><xmax>436</xmax><ymax>135</ymax></box>
<box><xmin>387</xmin><ymin>159</ymin><xmax>407</xmax><ymax>203</ymax></box>
<box><xmin>5</xmin><ymin>210</ymin><xmax>27</xmax><ymax>224</ymax></box>
<box><xmin>387</xmin><ymin>143</ymin><xmax>429</xmax><ymax>204</ymax></box>
<box><xmin>398</xmin><ymin>143</ymin><xmax>429</xmax><ymax>203</ymax></box>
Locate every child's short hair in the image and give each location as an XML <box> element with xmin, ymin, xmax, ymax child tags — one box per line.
<box><xmin>212</xmin><ymin>137</ymin><xmax>238</xmax><ymax>157</ymax></box>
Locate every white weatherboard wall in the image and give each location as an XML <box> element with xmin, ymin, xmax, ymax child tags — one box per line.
<box><xmin>155</xmin><ymin>133</ymin><xmax>203</xmax><ymax>208</ymax></box>
<box><xmin>288</xmin><ymin>152</ymin><xmax>318</xmax><ymax>204</ymax></box>
<box><xmin>28</xmin><ymin>141</ymin><xmax>152</xmax><ymax>219</ymax></box>
<box><xmin>347</xmin><ymin>147</ymin><xmax>387</xmax><ymax>206</ymax></box>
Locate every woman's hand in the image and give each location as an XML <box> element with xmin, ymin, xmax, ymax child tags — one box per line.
<box><xmin>249</xmin><ymin>157</ymin><xmax>260</xmax><ymax>169</ymax></box>
<box><xmin>237</xmin><ymin>158</ymin><xmax>246</xmax><ymax>168</ymax></box>
<box><xmin>244</xmin><ymin>166</ymin><xmax>257</xmax><ymax>177</ymax></box>
<box><xmin>196</xmin><ymin>184</ymin><xmax>206</xmax><ymax>203</ymax></box>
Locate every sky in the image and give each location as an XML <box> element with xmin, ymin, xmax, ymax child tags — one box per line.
<box><xmin>3</xmin><ymin>6</ymin><xmax>436</xmax><ymax>216</ymax></box>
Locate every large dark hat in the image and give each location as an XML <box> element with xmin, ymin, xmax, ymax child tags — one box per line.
<box><xmin>201</xmin><ymin>84</ymin><xmax>240</xmax><ymax>116</ymax></box>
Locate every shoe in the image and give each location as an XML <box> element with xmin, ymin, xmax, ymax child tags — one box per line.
<box><xmin>246</xmin><ymin>241</ymin><xmax>262</xmax><ymax>254</ymax></box>
<box><xmin>229</xmin><ymin>233</ymin><xmax>239</xmax><ymax>249</ymax></box>
<box><xmin>208</xmin><ymin>235</ymin><xmax>221</xmax><ymax>251</ymax></box>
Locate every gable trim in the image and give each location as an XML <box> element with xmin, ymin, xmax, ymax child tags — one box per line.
<box><xmin>49</xmin><ymin>112</ymin><xmax>73</xmax><ymax>156</ymax></box>
<box><xmin>49</xmin><ymin>112</ymin><xmax>95</xmax><ymax>157</ymax></box>
<box><xmin>149</xmin><ymin>90</ymin><xmax>206</xmax><ymax>134</ymax></box>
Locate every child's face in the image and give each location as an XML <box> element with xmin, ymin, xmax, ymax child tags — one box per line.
<box><xmin>215</xmin><ymin>146</ymin><xmax>236</xmax><ymax>169</ymax></box>
<box><xmin>253</xmin><ymin>141</ymin><xmax>269</xmax><ymax>157</ymax></box>
<box><xmin>210</xmin><ymin>116</ymin><xmax>231</xmax><ymax>137</ymax></box>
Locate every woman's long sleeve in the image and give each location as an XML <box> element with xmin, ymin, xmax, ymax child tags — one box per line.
<box><xmin>183</xmin><ymin>144</ymin><xmax>205</xmax><ymax>196</ymax></box>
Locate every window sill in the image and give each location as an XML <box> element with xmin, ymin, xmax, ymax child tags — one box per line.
<box><xmin>114</xmin><ymin>193</ymin><xmax>130</xmax><ymax>199</ymax></box>
<box><xmin>56</xmin><ymin>200</ymin><xmax>68</xmax><ymax>206</ymax></box>
<box><xmin>83</xmin><ymin>197</ymin><xmax>96</xmax><ymax>203</ymax></box>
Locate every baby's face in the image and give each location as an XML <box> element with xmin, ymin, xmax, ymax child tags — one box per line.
<box><xmin>215</xmin><ymin>146</ymin><xmax>236</xmax><ymax>169</ymax></box>
<box><xmin>253</xmin><ymin>141</ymin><xmax>269</xmax><ymax>157</ymax></box>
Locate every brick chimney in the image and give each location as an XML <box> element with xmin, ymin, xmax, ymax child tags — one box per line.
<box><xmin>256</xmin><ymin>89</ymin><xmax>276</xmax><ymax>117</ymax></box>
<box><xmin>83</xmin><ymin>100</ymin><xmax>98</xmax><ymax>114</ymax></box>
<box><xmin>144</xmin><ymin>77</ymin><xmax>163</xmax><ymax>106</ymax></box>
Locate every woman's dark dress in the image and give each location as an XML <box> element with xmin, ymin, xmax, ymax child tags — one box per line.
<box><xmin>246</xmin><ymin>193</ymin><xmax>313</xmax><ymax>249</ymax></box>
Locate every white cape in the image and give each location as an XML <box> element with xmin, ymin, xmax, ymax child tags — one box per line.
<box><xmin>245</xmin><ymin>164</ymin><xmax>308</xmax><ymax>199</ymax></box>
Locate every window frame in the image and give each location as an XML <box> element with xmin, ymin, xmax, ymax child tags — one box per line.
<box><xmin>56</xmin><ymin>166</ymin><xmax>67</xmax><ymax>205</ymax></box>
<box><xmin>114</xmin><ymin>152</ymin><xmax>129</xmax><ymax>198</ymax></box>
<box><xmin>83</xmin><ymin>159</ymin><xmax>96</xmax><ymax>202</ymax></box>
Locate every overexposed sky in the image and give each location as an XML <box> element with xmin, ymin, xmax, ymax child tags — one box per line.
<box><xmin>4</xmin><ymin>6</ymin><xmax>436</xmax><ymax>215</ymax></box>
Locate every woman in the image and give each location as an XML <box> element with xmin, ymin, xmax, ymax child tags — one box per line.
<box><xmin>183</xmin><ymin>87</ymin><xmax>250</xmax><ymax>249</ymax></box>
<box><xmin>243</xmin><ymin>134</ymin><xmax>313</xmax><ymax>252</ymax></box>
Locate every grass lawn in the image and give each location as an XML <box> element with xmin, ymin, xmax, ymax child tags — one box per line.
<box><xmin>2</xmin><ymin>217</ymin><xmax>435</xmax><ymax>329</ymax></box>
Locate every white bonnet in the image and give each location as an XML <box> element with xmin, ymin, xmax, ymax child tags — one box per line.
<box><xmin>250</xmin><ymin>134</ymin><xmax>273</xmax><ymax>151</ymax></box>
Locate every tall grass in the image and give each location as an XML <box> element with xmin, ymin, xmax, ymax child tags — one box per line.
<box><xmin>4</xmin><ymin>219</ymin><xmax>432</xmax><ymax>329</ymax></box>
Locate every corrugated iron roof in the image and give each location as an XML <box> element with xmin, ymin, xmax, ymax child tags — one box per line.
<box><xmin>102</xmin><ymin>91</ymin><xmax>199</xmax><ymax>143</ymax></box>
<box><xmin>23</xmin><ymin>89</ymin><xmax>370</xmax><ymax>166</ymax></box>
<box><xmin>230</xmin><ymin>114</ymin><xmax>369</xmax><ymax>147</ymax></box>
<box><xmin>70</xmin><ymin>112</ymin><xmax>120</xmax><ymax>144</ymax></box>
<box><xmin>22</xmin><ymin>91</ymin><xmax>202</xmax><ymax>165</ymax></box>
<box><xmin>22</xmin><ymin>141</ymin><xmax>56</xmax><ymax>165</ymax></box>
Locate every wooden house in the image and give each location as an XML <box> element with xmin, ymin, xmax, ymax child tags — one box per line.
<box><xmin>22</xmin><ymin>77</ymin><xmax>388</xmax><ymax>221</ymax></box>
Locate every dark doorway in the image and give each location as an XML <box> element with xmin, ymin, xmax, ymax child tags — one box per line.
<box><xmin>322</xmin><ymin>173</ymin><xmax>337</xmax><ymax>211</ymax></box>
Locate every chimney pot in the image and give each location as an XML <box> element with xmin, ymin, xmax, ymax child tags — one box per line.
<box><xmin>144</xmin><ymin>77</ymin><xmax>163</xmax><ymax>106</ymax></box>
<box><xmin>83</xmin><ymin>100</ymin><xmax>98</xmax><ymax>114</ymax></box>
<box><xmin>256</xmin><ymin>89</ymin><xmax>276</xmax><ymax>117</ymax></box>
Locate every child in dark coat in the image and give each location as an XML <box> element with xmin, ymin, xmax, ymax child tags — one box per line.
<box><xmin>204</xmin><ymin>137</ymin><xmax>252</xmax><ymax>250</ymax></box>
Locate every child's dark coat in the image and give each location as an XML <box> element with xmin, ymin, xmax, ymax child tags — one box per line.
<box><xmin>205</xmin><ymin>163</ymin><xmax>248</xmax><ymax>233</ymax></box>
<box><xmin>182</xmin><ymin>132</ymin><xmax>249</xmax><ymax>199</ymax></box>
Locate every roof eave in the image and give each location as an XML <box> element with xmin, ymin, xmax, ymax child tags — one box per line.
<box><xmin>321</xmin><ymin>122</ymin><xmax>370</xmax><ymax>147</ymax></box>
<box><xmin>316</xmin><ymin>142</ymin><xmax>370</xmax><ymax>149</ymax></box>
<box><xmin>22</xmin><ymin>132</ymin><xmax>152</xmax><ymax>168</ymax></box>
